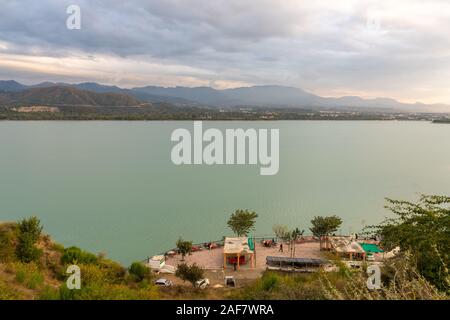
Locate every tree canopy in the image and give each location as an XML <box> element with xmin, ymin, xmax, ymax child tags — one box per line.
<box><xmin>367</xmin><ymin>195</ymin><xmax>450</xmax><ymax>292</ymax></box>
<box><xmin>227</xmin><ymin>209</ymin><xmax>258</xmax><ymax>237</ymax></box>
<box><xmin>310</xmin><ymin>215</ymin><xmax>342</xmax><ymax>249</ymax></box>
<box><xmin>176</xmin><ymin>238</ymin><xmax>193</xmax><ymax>261</ymax></box>
<box><xmin>175</xmin><ymin>263</ymin><xmax>204</xmax><ymax>287</ymax></box>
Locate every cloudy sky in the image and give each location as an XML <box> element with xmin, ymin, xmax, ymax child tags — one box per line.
<box><xmin>0</xmin><ymin>0</ymin><xmax>449</xmax><ymax>103</ymax></box>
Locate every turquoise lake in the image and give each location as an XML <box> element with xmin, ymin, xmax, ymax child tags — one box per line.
<box><xmin>1</xmin><ymin>120</ymin><xmax>449</xmax><ymax>264</ymax></box>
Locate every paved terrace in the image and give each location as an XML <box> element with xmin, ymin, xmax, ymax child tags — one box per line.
<box><xmin>165</xmin><ymin>240</ymin><xmax>322</xmax><ymax>271</ymax></box>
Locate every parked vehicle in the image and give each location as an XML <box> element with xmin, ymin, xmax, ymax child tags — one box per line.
<box><xmin>195</xmin><ymin>278</ymin><xmax>210</xmax><ymax>289</ymax></box>
<box><xmin>155</xmin><ymin>278</ymin><xmax>173</xmax><ymax>287</ymax></box>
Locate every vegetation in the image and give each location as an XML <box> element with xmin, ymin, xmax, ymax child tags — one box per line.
<box><xmin>1</xmin><ymin>194</ymin><xmax>448</xmax><ymax>300</ymax></box>
<box><xmin>175</xmin><ymin>263</ymin><xmax>204</xmax><ymax>287</ymax></box>
<box><xmin>320</xmin><ymin>253</ymin><xmax>447</xmax><ymax>300</ymax></box>
<box><xmin>227</xmin><ymin>209</ymin><xmax>258</xmax><ymax>236</ymax></box>
<box><xmin>0</xmin><ymin>223</ymin><xmax>18</xmax><ymax>262</ymax></box>
<box><xmin>272</xmin><ymin>224</ymin><xmax>304</xmax><ymax>257</ymax></box>
<box><xmin>176</xmin><ymin>238</ymin><xmax>193</xmax><ymax>261</ymax></box>
<box><xmin>15</xmin><ymin>217</ymin><xmax>43</xmax><ymax>263</ymax></box>
<box><xmin>235</xmin><ymin>254</ymin><xmax>448</xmax><ymax>300</ymax></box>
<box><xmin>310</xmin><ymin>215</ymin><xmax>342</xmax><ymax>250</ymax></box>
<box><xmin>60</xmin><ymin>246</ymin><xmax>98</xmax><ymax>265</ymax></box>
<box><xmin>0</xmin><ymin>218</ymin><xmax>158</xmax><ymax>300</ymax></box>
<box><xmin>128</xmin><ymin>262</ymin><xmax>150</xmax><ymax>282</ymax></box>
<box><xmin>366</xmin><ymin>195</ymin><xmax>450</xmax><ymax>292</ymax></box>
<box><xmin>0</xmin><ymin>104</ymin><xmax>418</xmax><ymax>121</ymax></box>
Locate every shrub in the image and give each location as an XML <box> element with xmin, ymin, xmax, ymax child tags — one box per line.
<box><xmin>0</xmin><ymin>222</ymin><xmax>18</xmax><ymax>262</ymax></box>
<box><xmin>15</xmin><ymin>217</ymin><xmax>43</xmax><ymax>263</ymax></box>
<box><xmin>0</xmin><ymin>279</ymin><xmax>21</xmax><ymax>300</ymax></box>
<box><xmin>61</xmin><ymin>246</ymin><xmax>98</xmax><ymax>265</ymax></box>
<box><xmin>99</xmin><ymin>259</ymin><xmax>126</xmax><ymax>284</ymax></box>
<box><xmin>128</xmin><ymin>262</ymin><xmax>150</xmax><ymax>282</ymax></box>
<box><xmin>13</xmin><ymin>262</ymin><xmax>44</xmax><ymax>289</ymax></box>
<box><xmin>38</xmin><ymin>286</ymin><xmax>60</xmax><ymax>300</ymax></box>
<box><xmin>261</xmin><ymin>273</ymin><xmax>280</xmax><ymax>291</ymax></box>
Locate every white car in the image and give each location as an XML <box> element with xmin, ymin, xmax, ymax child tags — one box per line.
<box><xmin>195</xmin><ymin>278</ymin><xmax>210</xmax><ymax>289</ymax></box>
<box><xmin>155</xmin><ymin>278</ymin><xmax>173</xmax><ymax>287</ymax></box>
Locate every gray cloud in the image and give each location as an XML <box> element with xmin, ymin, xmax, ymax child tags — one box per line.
<box><xmin>0</xmin><ymin>0</ymin><xmax>449</xmax><ymax>103</ymax></box>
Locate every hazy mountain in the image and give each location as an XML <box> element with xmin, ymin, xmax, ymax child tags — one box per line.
<box><xmin>0</xmin><ymin>86</ymin><xmax>141</xmax><ymax>107</ymax></box>
<box><xmin>0</xmin><ymin>80</ymin><xmax>27</xmax><ymax>92</ymax></box>
<box><xmin>1</xmin><ymin>80</ymin><xmax>450</xmax><ymax>112</ymax></box>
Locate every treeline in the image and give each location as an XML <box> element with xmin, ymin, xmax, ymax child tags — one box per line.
<box><xmin>0</xmin><ymin>105</ymin><xmax>429</xmax><ymax>121</ymax></box>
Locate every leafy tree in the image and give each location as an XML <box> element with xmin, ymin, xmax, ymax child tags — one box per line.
<box><xmin>272</xmin><ymin>224</ymin><xmax>290</xmax><ymax>241</ymax></box>
<box><xmin>128</xmin><ymin>262</ymin><xmax>150</xmax><ymax>282</ymax></box>
<box><xmin>176</xmin><ymin>238</ymin><xmax>193</xmax><ymax>261</ymax></box>
<box><xmin>175</xmin><ymin>263</ymin><xmax>204</xmax><ymax>287</ymax></box>
<box><xmin>310</xmin><ymin>215</ymin><xmax>342</xmax><ymax>250</ymax></box>
<box><xmin>227</xmin><ymin>209</ymin><xmax>258</xmax><ymax>236</ymax></box>
<box><xmin>366</xmin><ymin>195</ymin><xmax>450</xmax><ymax>292</ymax></box>
<box><xmin>15</xmin><ymin>217</ymin><xmax>43</xmax><ymax>263</ymax></box>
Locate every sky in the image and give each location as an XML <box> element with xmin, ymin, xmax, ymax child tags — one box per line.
<box><xmin>0</xmin><ymin>0</ymin><xmax>450</xmax><ymax>104</ymax></box>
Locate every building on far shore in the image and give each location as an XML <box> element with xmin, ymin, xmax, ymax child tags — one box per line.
<box><xmin>223</xmin><ymin>237</ymin><xmax>255</xmax><ymax>270</ymax></box>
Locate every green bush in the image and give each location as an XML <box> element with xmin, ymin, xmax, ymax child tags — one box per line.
<box><xmin>261</xmin><ymin>273</ymin><xmax>280</xmax><ymax>291</ymax></box>
<box><xmin>61</xmin><ymin>246</ymin><xmax>98</xmax><ymax>265</ymax></box>
<box><xmin>128</xmin><ymin>262</ymin><xmax>150</xmax><ymax>282</ymax></box>
<box><xmin>15</xmin><ymin>217</ymin><xmax>43</xmax><ymax>263</ymax></box>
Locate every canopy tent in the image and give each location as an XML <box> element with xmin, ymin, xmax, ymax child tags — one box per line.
<box><xmin>329</xmin><ymin>236</ymin><xmax>366</xmax><ymax>260</ymax></box>
<box><xmin>329</xmin><ymin>237</ymin><xmax>365</xmax><ymax>254</ymax></box>
<box><xmin>359</xmin><ymin>243</ymin><xmax>384</xmax><ymax>253</ymax></box>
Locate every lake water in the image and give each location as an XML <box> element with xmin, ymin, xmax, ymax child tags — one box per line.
<box><xmin>1</xmin><ymin>121</ymin><xmax>449</xmax><ymax>264</ymax></box>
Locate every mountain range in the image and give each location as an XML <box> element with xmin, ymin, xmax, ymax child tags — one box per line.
<box><xmin>1</xmin><ymin>80</ymin><xmax>449</xmax><ymax>113</ymax></box>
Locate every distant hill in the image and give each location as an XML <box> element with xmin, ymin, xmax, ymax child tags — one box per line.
<box><xmin>0</xmin><ymin>80</ymin><xmax>27</xmax><ymax>92</ymax></box>
<box><xmin>0</xmin><ymin>86</ymin><xmax>141</xmax><ymax>107</ymax></box>
<box><xmin>1</xmin><ymin>80</ymin><xmax>450</xmax><ymax>113</ymax></box>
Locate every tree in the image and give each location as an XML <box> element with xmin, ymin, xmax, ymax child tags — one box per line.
<box><xmin>227</xmin><ymin>209</ymin><xmax>258</xmax><ymax>236</ymax></box>
<box><xmin>176</xmin><ymin>238</ymin><xmax>193</xmax><ymax>261</ymax></box>
<box><xmin>272</xmin><ymin>224</ymin><xmax>290</xmax><ymax>241</ymax></box>
<box><xmin>290</xmin><ymin>227</ymin><xmax>304</xmax><ymax>257</ymax></box>
<box><xmin>366</xmin><ymin>195</ymin><xmax>450</xmax><ymax>292</ymax></box>
<box><xmin>310</xmin><ymin>215</ymin><xmax>342</xmax><ymax>250</ymax></box>
<box><xmin>128</xmin><ymin>262</ymin><xmax>150</xmax><ymax>282</ymax></box>
<box><xmin>15</xmin><ymin>216</ymin><xmax>43</xmax><ymax>263</ymax></box>
<box><xmin>272</xmin><ymin>224</ymin><xmax>304</xmax><ymax>257</ymax></box>
<box><xmin>175</xmin><ymin>263</ymin><xmax>204</xmax><ymax>287</ymax></box>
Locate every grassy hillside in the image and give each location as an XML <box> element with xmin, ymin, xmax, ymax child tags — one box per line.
<box><xmin>0</xmin><ymin>209</ymin><xmax>448</xmax><ymax>300</ymax></box>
